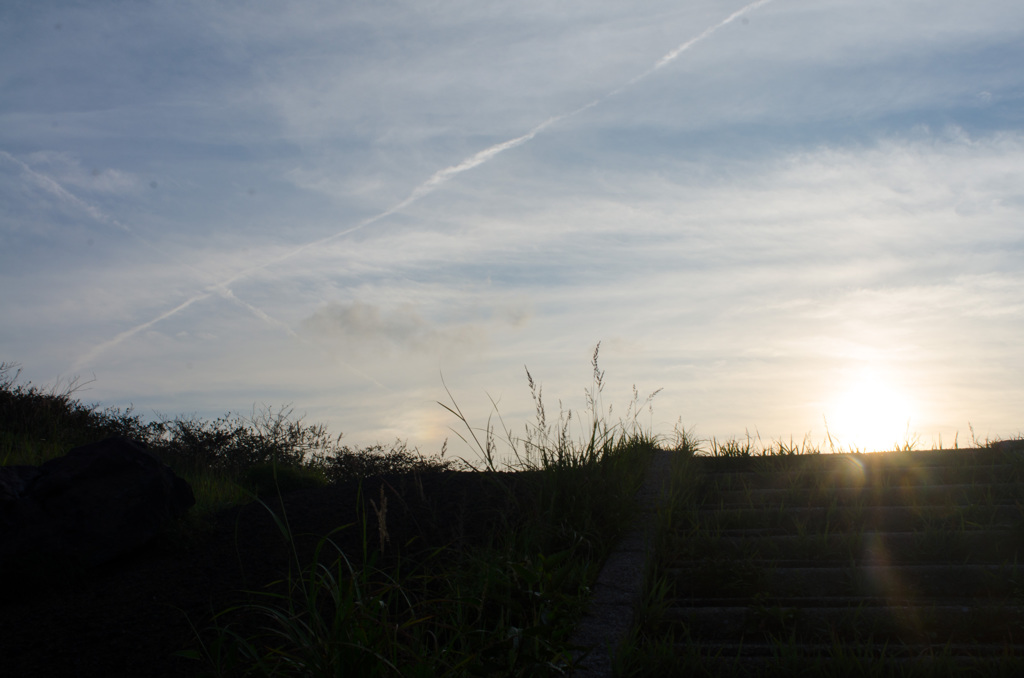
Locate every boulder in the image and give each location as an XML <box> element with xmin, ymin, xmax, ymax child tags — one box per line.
<box><xmin>0</xmin><ymin>465</ymin><xmax>41</xmax><ymax>517</ymax></box>
<box><xmin>0</xmin><ymin>436</ymin><xmax>195</xmax><ymax>573</ymax></box>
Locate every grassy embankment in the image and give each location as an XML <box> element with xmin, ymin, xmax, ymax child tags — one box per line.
<box><xmin>0</xmin><ymin>350</ymin><xmax>664</xmax><ymax>677</ymax></box>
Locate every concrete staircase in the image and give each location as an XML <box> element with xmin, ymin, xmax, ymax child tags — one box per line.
<box><xmin>642</xmin><ymin>445</ymin><xmax>1024</xmax><ymax>675</ymax></box>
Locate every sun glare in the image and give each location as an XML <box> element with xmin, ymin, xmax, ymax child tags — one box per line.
<box><xmin>825</xmin><ymin>369</ymin><xmax>916</xmax><ymax>452</ymax></box>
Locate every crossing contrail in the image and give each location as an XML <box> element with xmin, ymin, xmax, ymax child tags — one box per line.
<box><xmin>0</xmin><ymin>151</ymin><xmax>131</xmax><ymax>233</ymax></box>
<box><xmin>1</xmin><ymin>150</ymin><xmax>299</xmax><ymax>326</ymax></box>
<box><xmin>77</xmin><ymin>0</ymin><xmax>774</xmax><ymax>365</ymax></box>
<box><xmin>1</xmin><ymin>152</ymin><xmax>392</xmax><ymax>385</ymax></box>
<box><xmin>0</xmin><ymin>152</ymin><xmax>307</xmax><ymax>369</ymax></box>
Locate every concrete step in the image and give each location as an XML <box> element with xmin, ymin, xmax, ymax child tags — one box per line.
<box><xmin>706</xmin><ymin>482</ymin><xmax>1023</xmax><ymax>509</ymax></box>
<box><xmin>665</xmin><ymin>640</ymin><xmax>1024</xmax><ymax>677</ymax></box>
<box><xmin>693</xmin><ymin>447</ymin><xmax>1024</xmax><ymax>475</ymax></box>
<box><xmin>667</xmin><ymin>563</ymin><xmax>1024</xmax><ymax>600</ymax></box>
<box><xmin>663</xmin><ymin>602</ymin><xmax>1024</xmax><ymax>644</ymax></box>
<box><xmin>688</xmin><ymin>503</ymin><xmax>1022</xmax><ymax>532</ymax></box>
<box><xmin>704</xmin><ymin>462</ymin><xmax>1023</xmax><ymax>491</ymax></box>
<box><xmin>667</xmin><ymin>527</ymin><xmax>1022</xmax><ymax>563</ymax></box>
<box><xmin>669</xmin><ymin>640</ymin><xmax>1024</xmax><ymax>659</ymax></box>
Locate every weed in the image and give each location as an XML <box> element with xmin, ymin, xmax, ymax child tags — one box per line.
<box><xmin>168</xmin><ymin>345</ymin><xmax>661</xmax><ymax>676</ymax></box>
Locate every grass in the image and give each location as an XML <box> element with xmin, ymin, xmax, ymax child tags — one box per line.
<box><xmin>1</xmin><ymin>360</ymin><xmax>460</xmax><ymax>518</ymax></box>
<box><xmin>186</xmin><ymin>344</ymin><xmax>660</xmax><ymax>677</ymax></box>
<box><xmin>8</xmin><ymin>355</ymin><xmax>1023</xmax><ymax>676</ymax></box>
<box><xmin>1</xmin><ymin>349</ymin><xmax>661</xmax><ymax>677</ymax></box>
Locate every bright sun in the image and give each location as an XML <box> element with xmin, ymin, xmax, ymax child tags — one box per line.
<box><xmin>825</xmin><ymin>369</ymin><xmax>916</xmax><ymax>452</ymax></box>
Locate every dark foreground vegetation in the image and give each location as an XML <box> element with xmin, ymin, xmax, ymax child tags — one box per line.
<box><xmin>9</xmin><ymin>356</ymin><xmax>1020</xmax><ymax>677</ymax></box>
<box><xmin>0</xmin><ymin>354</ymin><xmax>662</xmax><ymax>677</ymax></box>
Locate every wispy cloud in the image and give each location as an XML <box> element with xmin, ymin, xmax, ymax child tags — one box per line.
<box><xmin>72</xmin><ymin>1</ymin><xmax>776</xmax><ymax>367</ymax></box>
<box><xmin>5</xmin><ymin>1</ymin><xmax>1023</xmax><ymax>452</ymax></box>
<box><xmin>302</xmin><ymin>301</ymin><xmax>488</xmax><ymax>357</ymax></box>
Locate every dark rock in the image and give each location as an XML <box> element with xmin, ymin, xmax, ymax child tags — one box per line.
<box><xmin>0</xmin><ymin>465</ymin><xmax>42</xmax><ymax>521</ymax></box>
<box><xmin>0</xmin><ymin>437</ymin><xmax>195</xmax><ymax>575</ymax></box>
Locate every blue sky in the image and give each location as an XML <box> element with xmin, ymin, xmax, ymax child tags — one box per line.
<box><xmin>3</xmin><ymin>0</ymin><xmax>1023</xmax><ymax>459</ymax></box>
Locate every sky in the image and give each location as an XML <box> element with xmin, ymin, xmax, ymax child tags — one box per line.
<box><xmin>2</xmin><ymin>0</ymin><xmax>1023</xmax><ymax>461</ymax></box>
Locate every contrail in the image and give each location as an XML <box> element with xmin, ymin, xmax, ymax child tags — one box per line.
<box><xmin>73</xmin><ymin>285</ymin><xmax>386</xmax><ymax>388</ymax></box>
<box><xmin>219</xmin><ymin>288</ymin><xmax>300</xmax><ymax>339</ymax></box>
<box><xmin>6</xmin><ymin>152</ymin><xmax>389</xmax><ymax>387</ymax></box>
<box><xmin>1</xmin><ymin>152</ymin><xmax>306</xmax><ymax>368</ymax></box>
<box><xmin>655</xmin><ymin>0</ymin><xmax>773</xmax><ymax>70</ymax></box>
<box><xmin>390</xmin><ymin>112</ymin><xmax>573</xmax><ymax>212</ymax></box>
<box><xmin>77</xmin><ymin>0</ymin><xmax>774</xmax><ymax>364</ymax></box>
<box><xmin>0</xmin><ymin>151</ymin><xmax>130</xmax><ymax>233</ymax></box>
<box><xmin>210</xmin><ymin>107</ymin><xmax>591</xmax><ymax>276</ymax></box>
<box><xmin>71</xmin><ymin>108</ymin><xmax>604</xmax><ymax>363</ymax></box>
<box><xmin>76</xmin><ymin>293</ymin><xmax>213</xmax><ymax>368</ymax></box>
<box><xmin>613</xmin><ymin>0</ymin><xmax>775</xmax><ymax>94</ymax></box>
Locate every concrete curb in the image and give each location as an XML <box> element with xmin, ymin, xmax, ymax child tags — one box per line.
<box><xmin>568</xmin><ymin>449</ymin><xmax>674</xmax><ymax>677</ymax></box>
